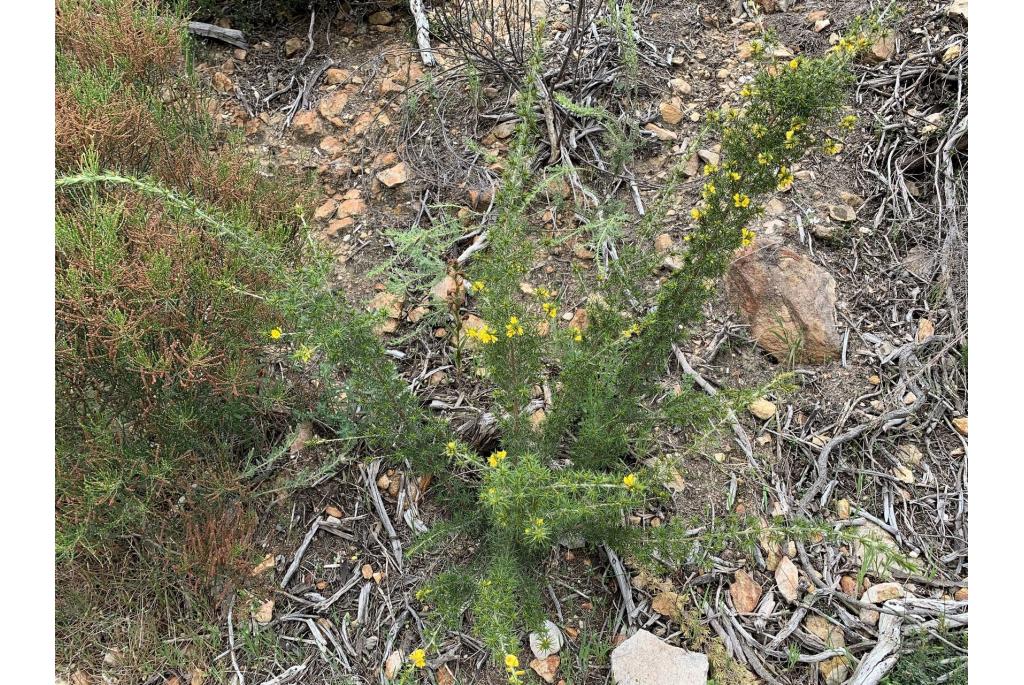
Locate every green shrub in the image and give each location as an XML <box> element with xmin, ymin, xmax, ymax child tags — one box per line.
<box><xmin>55</xmin><ymin>1</ymin><xmax>445</xmax><ymax>677</ymax></box>
<box><xmin>404</xmin><ymin>28</ymin><xmax>874</xmax><ymax>661</ymax></box>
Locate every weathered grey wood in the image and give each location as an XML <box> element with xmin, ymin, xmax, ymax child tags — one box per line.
<box><xmin>187</xmin><ymin>21</ymin><xmax>247</xmax><ymax>49</ymax></box>
<box><xmin>409</xmin><ymin>0</ymin><xmax>436</xmax><ymax>66</ymax></box>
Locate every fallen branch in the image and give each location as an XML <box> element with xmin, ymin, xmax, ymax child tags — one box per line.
<box><xmin>847</xmin><ymin>610</ymin><xmax>902</xmax><ymax>685</ymax></box>
<box><xmin>187</xmin><ymin>21</ymin><xmax>247</xmax><ymax>49</ymax></box>
<box><xmin>409</xmin><ymin>0</ymin><xmax>436</xmax><ymax>67</ymax></box>
<box><xmin>281</xmin><ymin>518</ymin><xmax>321</xmax><ymax>588</ymax></box>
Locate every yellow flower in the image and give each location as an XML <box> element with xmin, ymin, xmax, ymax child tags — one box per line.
<box><xmin>571</xmin><ymin>327</ymin><xmax>583</xmax><ymax>342</ymax></box>
<box><xmin>739</xmin><ymin>85</ymin><xmax>753</xmax><ymax>98</ymax></box>
<box><xmin>477</xmin><ymin>325</ymin><xmax>498</xmax><ymax>344</ymax></box>
<box><xmin>534</xmin><ymin>518</ymin><xmax>544</xmax><ymax>526</ymax></box>
<box><xmin>702</xmin><ymin>182</ymin><xmax>717</xmax><ymax>199</ymax></box>
<box><xmin>542</xmin><ymin>302</ymin><xmax>558</xmax><ymax>319</ymax></box>
<box><xmin>822</xmin><ymin>138</ymin><xmax>842</xmax><ymax>155</ymax></box>
<box><xmin>833</xmin><ymin>37</ymin><xmax>854</xmax><ymax>55</ymax></box>
<box><xmin>789</xmin><ymin>58</ymin><xmax>799</xmax><ymax>70</ymax></box>
<box><xmin>488</xmin><ymin>450</ymin><xmax>507</xmax><ymax>468</ymax></box>
<box><xmin>729</xmin><ymin>172</ymin><xmax>742</xmax><ymax>181</ymax></box>
<box><xmin>732</xmin><ymin>193</ymin><xmax>751</xmax><ymax>209</ymax></box>
<box><xmin>505</xmin><ymin>316</ymin><xmax>524</xmax><ymax>338</ymax></box>
<box><xmin>536</xmin><ymin>286</ymin><xmax>552</xmax><ymax>300</ymax></box>
<box><xmin>505</xmin><ymin>654</ymin><xmax>520</xmax><ymax>669</ymax></box>
<box><xmin>623</xmin><ymin>473</ymin><xmax>637</xmax><ymax>489</ymax></box>
<box><xmin>269</xmin><ymin>327</ymin><xmax>283</xmax><ymax>340</ymax></box>
<box><xmin>840</xmin><ymin>114</ymin><xmax>857</xmax><ymax>131</ymax></box>
<box><xmin>621</xmin><ymin>323</ymin><xmax>642</xmax><ymax>339</ymax></box>
<box><xmin>750</xmin><ymin>123</ymin><xmax>767</xmax><ymax>138</ymax></box>
<box><xmin>690</xmin><ymin>207</ymin><xmax>702</xmax><ymax>221</ymax></box>
<box><xmin>410</xmin><ymin>649</ymin><xmax>427</xmax><ymax>669</ymax></box>
<box><xmin>741</xmin><ymin>227</ymin><xmax>756</xmax><ymax>247</ymax></box>
<box><xmin>471</xmin><ymin>280</ymin><xmax>487</xmax><ymax>293</ymax></box>
<box><xmin>446</xmin><ymin>441</ymin><xmax>457</xmax><ymax>456</ymax></box>
<box><xmin>777</xmin><ymin>166</ymin><xmax>794</xmax><ymax>191</ymax></box>
<box><xmin>703</xmin><ymin>163</ymin><xmax>718</xmax><ymax>176</ymax></box>
<box><xmin>757</xmin><ymin>152</ymin><xmax>772</xmax><ymax>166</ymax></box>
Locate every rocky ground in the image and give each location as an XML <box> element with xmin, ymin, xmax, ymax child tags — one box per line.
<box><xmin>149</xmin><ymin>1</ymin><xmax>969</xmax><ymax>683</ymax></box>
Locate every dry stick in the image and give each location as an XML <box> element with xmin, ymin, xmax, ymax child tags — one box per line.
<box><xmin>227</xmin><ymin>595</ymin><xmax>246</xmax><ymax>685</ymax></box>
<box><xmin>281</xmin><ymin>518</ymin><xmax>321</xmax><ymax>588</ymax></box>
<box><xmin>265</xmin><ymin>10</ymin><xmax>317</xmax><ymax>110</ymax></box>
<box><xmin>188</xmin><ymin>21</ymin><xmax>247</xmax><ymax>49</ymax></box>
<box><xmin>604</xmin><ymin>545</ymin><xmax>637</xmax><ymax>626</ymax></box>
<box><xmin>797</xmin><ymin>336</ymin><xmax>945</xmax><ymax>512</ymax></box>
<box><xmin>409</xmin><ymin>0</ymin><xmax>436</xmax><ymax>67</ymax></box>
<box><xmin>363</xmin><ymin>461</ymin><xmax>404</xmax><ymax>571</ymax></box>
<box><xmin>672</xmin><ymin>344</ymin><xmax>756</xmax><ymax>466</ymax></box>
<box><xmin>285</xmin><ymin>58</ymin><xmax>333</xmax><ymax>129</ymax></box>
<box><xmin>314</xmin><ymin>566</ymin><xmax>364</xmax><ymax>612</ymax></box>
<box><xmin>847</xmin><ymin>610</ymin><xmax>902</xmax><ymax>685</ymax></box>
<box><xmin>257</xmin><ymin>664</ymin><xmax>306</xmax><ymax>685</ymax></box>
<box><xmin>534</xmin><ymin>75</ymin><xmax>562</xmax><ymax>165</ymax></box>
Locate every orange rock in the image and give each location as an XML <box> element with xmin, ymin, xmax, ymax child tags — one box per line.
<box><xmin>726</xmin><ymin>238</ymin><xmax>842</xmax><ymax>363</ymax></box>
<box><xmin>730</xmin><ymin>570</ymin><xmax>763</xmax><ymax>613</ymax></box>
<box><xmin>291</xmin><ymin>110</ymin><xmax>323</xmax><ymax>140</ymax></box>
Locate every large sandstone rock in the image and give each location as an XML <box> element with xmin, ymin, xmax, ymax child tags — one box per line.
<box><xmin>726</xmin><ymin>238</ymin><xmax>842</xmax><ymax>363</ymax></box>
<box><xmin>610</xmin><ymin>629</ymin><xmax>708</xmax><ymax>685</ymax></box>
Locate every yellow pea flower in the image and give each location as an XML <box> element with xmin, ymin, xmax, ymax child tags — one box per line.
<box><xmin>777</xmin><ymin>166</ymin><xmax>794</xmax><ymax>191</ymax></box>
<box><xmin>732</xmin><ymin>193</ymin><xmax>751</xmax><ymax>208</ymax></box>
<box><xmin>488</xmin><ymin>450</ymin><xmax>507</xmax><ymax>468</ymax></box>
<box><xmin>505</xmin><ymin>316</ymin><xmax>524</xmax><ymax>338</ymax></box>
<box><xmin>410</xmin><ymin>649</ymin><xmax>427</xmax><ymax>668</ymax></box>
<box><xmin>623</xmin><ymin>473</ymin><xmax>637</xmax><ymax>489</ymax></box>
<box><xmin>741</xmin><ymin>227</ymin><xmax>756</xmax><ymax>247</ymax></box>
<box><xmin>505</xmin><ymin>654</ymin><xmax>520</xmax><ymax>669</ymax></box>
<box><xmin>822</xmin><ymin>139</ymin><xmax>842</xmax><ymax>155</ymax></box>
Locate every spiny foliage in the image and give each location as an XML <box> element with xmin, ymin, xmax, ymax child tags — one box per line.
<box><xmin>405</xmin><ymin>27</ymin><xmax>876</xmax><ymax>660</ymax></box>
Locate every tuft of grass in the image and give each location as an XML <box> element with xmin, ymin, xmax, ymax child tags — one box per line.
<box><xmin>882</xmin><ymin>629</ymin><xmax>967</xmax><ymax>685</ymax></box>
